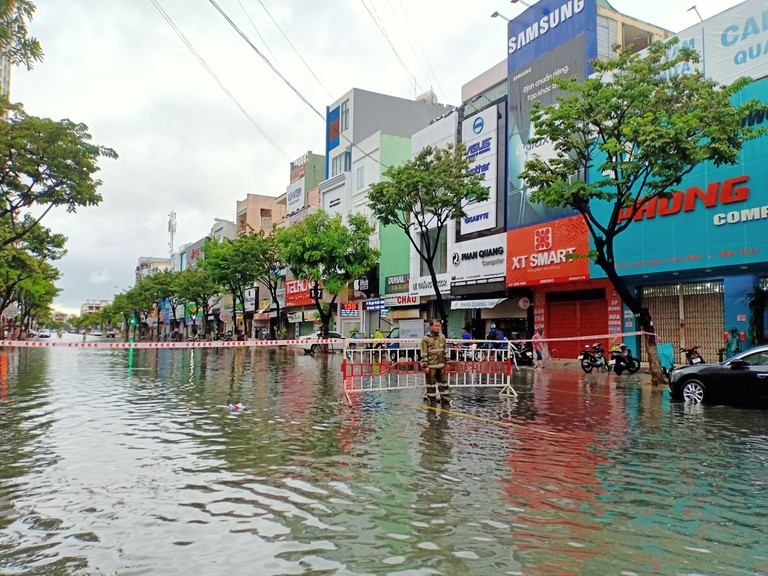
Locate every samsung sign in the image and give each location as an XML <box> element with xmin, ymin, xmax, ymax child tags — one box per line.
<box><xmin>286</xmin><ymin>176</ymin><xmax>305</xmax><ymax>215</ymax></box>
<box><xmin>462</xmin><ymin>107</ymin><xmax>498</xmax><ymax>234</ymax></box>
<box><xmin>507</xmin><ymin>0</ymin><xmax>596</xmax><ymax>72</ymax></box>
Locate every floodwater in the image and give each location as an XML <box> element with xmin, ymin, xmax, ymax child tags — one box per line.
<box><xmin>1</xmin><ymin>338</ymin><xmax>767</xmax><ymax>575</ymax></box>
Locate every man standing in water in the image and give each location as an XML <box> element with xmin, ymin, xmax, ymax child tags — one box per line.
<box><xmin>420</xmin><ymin>319</ymin><xmax>450</xmax><ymax>407</ymax></box>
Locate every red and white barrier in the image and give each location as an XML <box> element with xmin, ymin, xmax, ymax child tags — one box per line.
<box><xmin>0</xmin><ymin>338</ymin><xmax>346</xmax><ymax>350</ymax></box>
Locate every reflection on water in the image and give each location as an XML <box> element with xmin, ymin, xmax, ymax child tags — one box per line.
<box><xmin>1</xmin><ymin>344</ymin><xmax>767</xmax><ymax>575</ymax></box>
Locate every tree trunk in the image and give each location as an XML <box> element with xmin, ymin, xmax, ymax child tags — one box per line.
<box><xmin>595</xmin><ymin>243</ymin><xmax>666</xmax><ymax>385</ymax></box>
<box><xmin>637</xmin><ymin>310</ymin><xmax>667</xmax><ymax>386</ymax></box>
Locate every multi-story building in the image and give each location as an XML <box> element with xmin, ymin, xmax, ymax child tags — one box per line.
<box><xmin>236</xmin><ymin>193</ymin><xmax>285</xmax><ymax>236</ymax></box>
<box><xmin>135</xmin><ymin>256</ymin><xmax>171</xmax><ymax>283</ymax></box>
<box><xmin>80</xmin><ymin>299</ymin><xmax>111</xmax><ymax>317</ymax></box>
<box><xmin>283</xmin><ymin>89</ymin><xmax>451</xmax><ymax>338</ymax></box>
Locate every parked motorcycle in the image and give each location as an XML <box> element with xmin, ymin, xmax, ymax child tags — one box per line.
<box><xmin>450</xmin><ymin>342</ymin><xmax>485</xmax><ymax>362</ymax></box>
<box><xmin>681</xmin><ymin>345</ymin><xmax>704</xmax><ymax>365</ymax></box>
<box><xmin>579</xmin><ymin>343</ymin><xmax>610</xmax><ymax>373</ymax></box>
<box><xmin>610</xmin><ymin>343</ymin><xmax>640</xmax><ymax>375</ymax></box>
<box><xmin>510</xmin><ymin>341</ymin><xmax>534</xmax><ymax>367</ymax></box>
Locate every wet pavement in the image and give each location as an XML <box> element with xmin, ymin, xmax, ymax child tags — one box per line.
<box><xmin>1</xmin><ymin>340</ymin><xmax>767</xmax><ymax>575</ymax></box>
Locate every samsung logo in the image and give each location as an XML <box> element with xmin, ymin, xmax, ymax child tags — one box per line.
<box><xmin>508</xmin><ymin>0</ymin><xmax>585</xmax><ymax>55</ymax></box>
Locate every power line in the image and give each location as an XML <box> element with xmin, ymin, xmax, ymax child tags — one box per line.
<box><xmin>207</xmin><ymin>0</ymin><xmax>326</xmax><ymax>122</ymax></box>
<box><xmin>389</xmin><ymin>0</ymin><xmax>446</xmax><ymax>99</ymax></box>
<box><xmin>359</xmin><ymin>0</ymin><xmax>423</xmax><ymax>94</ymax></box>
<box><xmin>235</xmin><ymin>0</ymin><xmax>280</xmax><ymax>67</ymax></box>
<box><xmin>150</xmin><ymin>0</ymin><xmax>290</xmax><ymax>161</ymax></box>
<box><xmin>206</xmin><ymin>0</ymin><xmax>389</xmax><ymax>169</ymax></box>
<box><xmin>254</xmin><ymin>0</ymin><xmax>335</xmax><ymax>100</ymax></box>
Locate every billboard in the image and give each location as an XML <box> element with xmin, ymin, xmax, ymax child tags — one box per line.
<box><xmin>589</xmin><ymin>78</ymin><xmax>768</xmax><ymax>277</ymax></box>
<box><xmin>449</xmin><ymin>232</ymin><xmax>506</xmax><ymax>285</ymax></box>
<box><xmin>507</xmin><ymin>0</ymin><xmax>597</xmax><ymax>69</ymax></box>
<box><xmin>664</xmin><ymin>0</ymin><xmax>768</xmax><ymax>84</ymax></box>
<box><xmin>506</xmin><ymin>215</ymin><xmax>590</xmax><ymax>287</ymax></box>
<box><xmin>286</xmin><ymin>177</ymin><xmax>305</xmax><ymax>215</ymax></box>
<box><xmin>508</xmin><ymin>33</ymin><xmax>590</xmax><ymax>228</ymax></box>
<box><xmin>461</xmin><ymin>107</ymin><xmax>499</xmax><ymax>234</ymax></box>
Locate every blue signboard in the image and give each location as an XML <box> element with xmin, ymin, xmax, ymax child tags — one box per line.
<box><xmin>589</xmin><ymin>78</ymin><xmax>768</xmax><ymax>277</ymax></box>
<box><xmin>507</xmin><ymin>0</ymin><xmax>597</xmax><ymax>73</ymax></box>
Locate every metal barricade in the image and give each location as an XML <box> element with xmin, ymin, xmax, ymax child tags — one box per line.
<box><xmin>341</xmin><ymin>338</ymin><xmax>517</xmax><ymax>402</ymax></box>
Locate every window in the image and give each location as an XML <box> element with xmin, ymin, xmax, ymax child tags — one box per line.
<box><xmin>356</xmin><ymin>166</ymin><xmax>365</xmax><ymax>190</ymax></box>
<box><xmin>331</xmin><ymin>151</ymin><xmax>351</xmax><ymax>177</ymax></box>
<box><xmin>340</xmin><ymin>99</ymin><xmax>350</xmax><ymax>131</ymax></box>
<box><xmin>419</xmin><ymin>228</ymin><xmax>448</xmax><ymax>276</ymax></box>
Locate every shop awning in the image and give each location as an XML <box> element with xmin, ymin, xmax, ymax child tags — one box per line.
<box><xmin>450</xmin><ymin>298</ymin><xmax>507</xmax><ymax>310</ymax></box>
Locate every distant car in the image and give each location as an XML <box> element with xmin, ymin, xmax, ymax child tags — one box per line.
<box><xmin>38</xmin><ymin>329</ymin><xmax>52</xmax><ymax>339</ymax></box>
<box><xmin>91</xmin><ymin>329</ymin><xmax>103</xmax><ymax>337</ymax></box>
<box><xmin>669</xmin><ymin>344</ymin><xmax>768</xmax><ymax>407</ymax></box>
<box><xmin>294</xmin><ymin>331</ymin><xmax>345</xmax><ymax>354</ymax></box>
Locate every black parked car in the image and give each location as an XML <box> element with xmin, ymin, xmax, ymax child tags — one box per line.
<box><xmin>669</xmin><ymin>344</ymin><xmax>768</xmax><ymax>407</ymax></box>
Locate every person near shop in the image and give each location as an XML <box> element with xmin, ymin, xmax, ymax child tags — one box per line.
<box><xmin>532</xmin><ymin>328</ymin><xmax>545</xmax><ymax>369</ymax></box>
<box><xmin>461</xmin><ymin>324</ymin><xmax>472</xmax><ymax>347</ymax></box>
<box><xmin>486</xmin><ymin>323</ymin><xmax>498</xmax><ymax>349</ymax></box>
<box><xmin>372</xmin><ymin>328</ymin><xmax>384</xmax><ymax>349</ymax></box>
<box><xmin>421</xmin><ymin>319</ymin><xmax>450</xmax><ymax>406</ymax></box>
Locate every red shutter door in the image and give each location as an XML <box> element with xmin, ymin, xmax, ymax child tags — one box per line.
<box><xmin>546</xmin><ymin>299</ymin><xmax>608</xmax><ymax>359</ymax></box>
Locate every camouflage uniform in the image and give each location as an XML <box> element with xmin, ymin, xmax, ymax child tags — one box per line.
<box><xmin>420</xmin><ymin>330</ymin><xmax>450</xmax><ymax>404</ymax></box>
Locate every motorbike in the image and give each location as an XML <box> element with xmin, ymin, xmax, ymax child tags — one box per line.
<box><xmin>610</xmin><ymin>343</ymin><xmax>640</xmax><ymax>375</ymax></box>
<box><xmin>579</xmin><ymin>343</ymin><xmax>610</xmax><ymax>373</ymax></box>
<box><xmin>681</xmin><ymin>345</ymin><xmax>704</xmax><ymax>365</ymax></box>
<box><xmin>450</xmin><ymin>342</ymin><xmax>485</xmax><ymax>362</ymax></box>
<box><xmin>510</xmin><ymin>341</ymin><xmax>534</xmax><ymax>367</ymax></box>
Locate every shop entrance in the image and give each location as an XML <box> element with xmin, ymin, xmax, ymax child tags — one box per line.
<box><xmin>641</xmin><ymin>281</ymin><xmax>724</xmax><ymax>364</ymax></box>
<box><xmin>546</xmin><ymin>289</ymin><xmax>608</xmax><ymax>359</ymax></box>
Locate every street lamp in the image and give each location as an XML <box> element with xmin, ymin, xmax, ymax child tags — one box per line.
<box><xmin>491</xmin><ymin>11</ymin><xmax>510</xmax><ymax>22</ymax></box>
<box><xmin>687</xmin><ymin>5</ymin><xmax>703</xmax><ymax>22</ymax></box>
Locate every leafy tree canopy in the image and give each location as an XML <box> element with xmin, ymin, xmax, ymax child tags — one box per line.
<box><xmin>0</xmin><ymin>0</ymin><xmax>43</xmax><ymax>70</ymax></box>
<box><xmin>369</xmin><ymin>142</ymin><xmax>488</xmax><ymax>327</ymax></box>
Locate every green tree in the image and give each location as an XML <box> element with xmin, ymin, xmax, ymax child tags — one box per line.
<box><xmin>277</xmin><ymin>211</ymin><xmax>379</xmax><ymax>335</ymax></box>
<box><xmin>368</xmin><ymin>143</ymin><xmax>488</xmax><ymax>331</ymax></box>
<box><xmin>0</xmin><ymin>0</ymin><xmax>44</xmax><ymax>70</ymax></box>
<box><xmin>518</xmin><ymin>39</ymin><xmax>767</xmax><ymax>385</ymax></box>
<box><xmin>0</xmin><ymin>102</ymin><xmax>118</xmax><ymax>251</ymax></box>
<box><xmin>135</xmin><ymin>271</ymin><xmax>175</xmax><ymax>340</ymax></box>
<box><xmin>174</xmin><ymin>267</ymin><xmax>221</xmax><ymax>339</ymax></box>
<box><xmin>201</xmin><ymin>236</ymin><xmax>258</xmax><ymax>337</ymax></box>
<box><xmin>241</xmin><ymin>230</ymin><xmax>286</xmax><ymax>338</ymax></box>
<box><xmin>15</xmin><ymin>262</ymin><xmax>59</xmax><ymax>333</ymax></box>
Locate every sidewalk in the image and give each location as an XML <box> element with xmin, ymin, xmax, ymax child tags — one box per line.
<box><xmin>531</xmin><ymin>357</ymin><xmax>656</xmax><ymax>384</ymax></box>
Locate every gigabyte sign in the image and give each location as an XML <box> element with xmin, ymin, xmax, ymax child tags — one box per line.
<box><xmin>508</xmin><ymin>0</ymin><xmax>586</xmax><ymax>55</ymax></box>
<box><xmin>464</xmin><ymin>212</ymin><xmax>490</xmax><ymax>224</ymax></box>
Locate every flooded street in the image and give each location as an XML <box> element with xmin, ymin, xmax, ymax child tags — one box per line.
<box><xmin>1</xmin><ymin>341</ymin><xmax>767</xmax><ymax>575</ymax></box>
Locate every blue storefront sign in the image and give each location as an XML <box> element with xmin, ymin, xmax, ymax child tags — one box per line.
<box><xmin>589</xmin><ymin>78</ymin><xmax>768</xmax><ymax>277</ymax></box>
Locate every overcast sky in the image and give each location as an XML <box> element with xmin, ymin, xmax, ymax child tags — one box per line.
<box><xmin>12</xmin><ymin>0</ymin><xmax>742</xmax><ymax>315</ymax></box>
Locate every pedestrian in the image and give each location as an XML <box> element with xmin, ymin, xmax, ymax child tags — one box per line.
<box><xmin>420</xmin><ymin>319</ymin><xmax>450</xmax><ymax>406</ymax></box>
<box><xmin>461</xmin><ymin>324</ymin><xmax>472</xmax><ymax>346</ymax></box>
<box><xmin>532</xmin><ymin>328</ymin><xmax>545</xmax><ymax>369</ymax></box>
